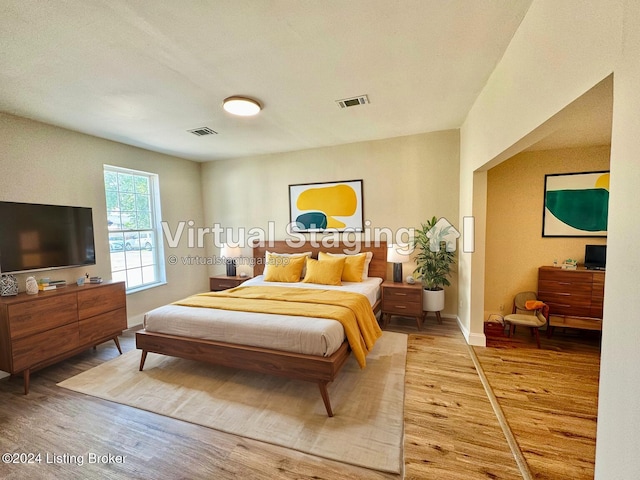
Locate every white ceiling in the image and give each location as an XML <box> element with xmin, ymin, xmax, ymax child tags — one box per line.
<box><xmin>1</xmin><ymin>1</ymin><xmax>559</xmax><ymax>162</ymax></box>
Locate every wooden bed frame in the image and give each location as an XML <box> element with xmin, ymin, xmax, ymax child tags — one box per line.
<box><xmin>136</xmin><ymin>240</ymin><xmax>388</xmax><ymax>417</ymax></box>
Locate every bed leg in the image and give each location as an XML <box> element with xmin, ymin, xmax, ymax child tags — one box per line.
<box><xmin>139</xmin><ymin>350</ymin><xmax>148</xmax><ymax>371</ymax></box>
<box><xmin>318</xmin><ymin>382</ymin><xmax>334</xmax><ymax>417</ymax></box>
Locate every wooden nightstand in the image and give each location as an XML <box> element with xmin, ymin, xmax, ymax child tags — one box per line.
<box><xmin>209</xmin><ymin>275</ymin><xmax>249</xmax><ymax>291</ymax></box>
<box><xmin>381</xmin><ymin>281</ymin><xmax>424</xmax><ymax>330</ymax></box>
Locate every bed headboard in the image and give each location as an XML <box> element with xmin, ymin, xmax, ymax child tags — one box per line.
<box><xmin>252</xmin><ymin>241</ymin><xmax>388</xmax><ymax>281</ymax></box>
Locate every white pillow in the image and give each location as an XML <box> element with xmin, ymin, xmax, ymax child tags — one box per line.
<box><xmin>262</xmin><ymin>251</ymin><xmax>312</xmax><ymax>278</ymax></box>
<box><xmin>323</xmin><ymin>251</ymin><xmax>374</xmax><ymax>280</ymax></box>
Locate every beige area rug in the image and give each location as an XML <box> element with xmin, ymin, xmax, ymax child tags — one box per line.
<box><xmin>58</xmin><ymin>331</ymin><xmax>407</xmax><ymax>474</ymax></box>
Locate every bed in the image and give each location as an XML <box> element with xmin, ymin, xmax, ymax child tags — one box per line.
<box><xmin>136</xmin><ymin>241</ymin><xmax>388</xmax><ymax>417</ymax></box>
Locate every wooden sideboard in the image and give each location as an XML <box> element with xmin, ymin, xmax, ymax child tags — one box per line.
<box><xmin>537</xmin><ymin>266</ymin><xmax>605</xmax><ymax>332</ymax></box>
<box><xmin>0</xmin><ymin>281</ymin><xmax>127</xmax><ymax>393</ymax></box>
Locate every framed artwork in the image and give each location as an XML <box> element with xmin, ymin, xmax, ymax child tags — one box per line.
<box><xmin>542</xmin><ymin>171</ymin><xmax>609</xmax><ymax>237</ymax></box>
<box><xmin>289</xmin><ymin>179</ymin><xmax>364</xmax><ymax>232</ymax></box>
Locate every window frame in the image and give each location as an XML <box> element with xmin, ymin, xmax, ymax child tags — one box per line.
<box><xmin>104</xmin><ymin>164</ymin><xmax>166</xmax><ymax>293</ymax></box>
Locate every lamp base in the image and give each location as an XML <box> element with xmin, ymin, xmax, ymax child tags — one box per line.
<box><xmin>226</xmin><ymin>260</ymin><xmax>237</xmax><ymax>277</ymax></box>
<box><xmin>393</xmin><ymin>263</ymin><xmax>402</xmax><ymax>283</ymax></box>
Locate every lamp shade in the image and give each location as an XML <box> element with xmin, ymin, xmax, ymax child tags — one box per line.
<box><xmin>387</xmin><ymin>244</ymin><xmax>410</xmax><ymax>264</ymax></box>
<box><xmin>220</xmin><ymin>245</ymin><xmax>242</xmax><ymax>259</ymax></box>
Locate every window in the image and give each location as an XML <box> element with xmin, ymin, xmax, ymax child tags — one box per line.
<box><xmin>104</xmin><ymin>165</ymin><xmax>165</xmax><ymax>292</ymax></box>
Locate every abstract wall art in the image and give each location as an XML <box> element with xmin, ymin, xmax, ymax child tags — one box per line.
<box><xmin>289</xmin><ymin>179</ymin><xmax>363</xmax><ymax>232</ymax></box>
<box><xmin>542</xmin><ymin>171</ymin><xmax>609</xmax><ymax>237</ymax></box>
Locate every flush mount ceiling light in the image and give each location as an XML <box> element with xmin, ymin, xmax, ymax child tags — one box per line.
<box><xmin>222</xmin><ymin>96</ymin><xmax>262</xmax><ymax>116</ymax></box>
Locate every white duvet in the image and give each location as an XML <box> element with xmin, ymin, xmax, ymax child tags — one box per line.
<box><xmin>143</xmin><ymin>276</ymin><xmax>382</xmax><ymax>357</ymax></box>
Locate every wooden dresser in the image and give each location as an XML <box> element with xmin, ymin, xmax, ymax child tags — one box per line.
<box><xmin>0</xmin><ymin>281</ymin><xmax>127</xmax><ymax>393</ymax></box>
<box><xmin>537</xmin><ymin>266</ymin><xmax>605</xmax><ymax>331</ymax></box>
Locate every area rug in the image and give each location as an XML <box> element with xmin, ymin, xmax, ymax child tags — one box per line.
<box><xmin>58</xmin><ymin>331</ymin><xmax>407</xmax><ymax>474</ymax></box>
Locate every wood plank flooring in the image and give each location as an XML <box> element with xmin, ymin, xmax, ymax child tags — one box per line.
<box><xmin>0</xmin><ymin>316</ymin><xmax>600</xmax><ymax>479</ymax></box>
<box><xmin>475</xmin><ymin>326</ymin><xmax>600</xmax><ymax>480</ymax></box>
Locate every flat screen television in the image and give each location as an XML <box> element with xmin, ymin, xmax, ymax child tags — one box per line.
<box><xmin>0</xmin><ymin>201</ymin><xmax>96</xmax><ymax>274</ymax></box>
<box><xmin>584</xmin><ymin>244</ymin><xmax>606</xmax><ymax>270</ymax></box>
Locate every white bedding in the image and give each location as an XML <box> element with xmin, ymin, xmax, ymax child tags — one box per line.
<box><xmin>143</xmin><ymin>276</ymin><xmax>382</xmax><ymax>357</ymax></box>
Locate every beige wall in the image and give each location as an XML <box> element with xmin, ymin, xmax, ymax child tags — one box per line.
<box><xmin>0</xmin><ymin>113</ymin><xmax>208</xmax><ymax>329</ymax></box>
<box><xmin>484</xmin><ymin>146</ymin><xmax>609</xmax><ymax>317</ymax></box>
<box><xmin>201</xmin><ymin>130</ymin><xmax>461</xmax><ymax>315</ymax></box>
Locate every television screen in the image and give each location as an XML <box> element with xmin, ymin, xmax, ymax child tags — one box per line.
<box><xmin>0</xmin><ymin>201</ymin><xmax>96</xmax><ymax>274</ymax></box>
<box><xmin>584</xmin><ymin>244</ymin><xmax>606</xmax><ymax>270</ymax></box>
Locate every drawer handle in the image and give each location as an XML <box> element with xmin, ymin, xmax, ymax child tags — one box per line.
<box><xmin>394</xmin><ymin>293</ymin><xmax>408</xmax><ymax>296</ymax></box>
<box><xmin>395</xmin><ymin>305</ymin><xmax>407</xmax><ymax>309</ymax></box>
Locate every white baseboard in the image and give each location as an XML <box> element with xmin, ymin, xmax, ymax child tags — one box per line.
<box><xmin>0</xmin><ymin>371</ymin><xmax>9</xmax><ymax>380</ymax></box>
<box><xmin>456</xmin><ymin>316</ymin><xmax>487</xmax><ymax>347</ymax></box>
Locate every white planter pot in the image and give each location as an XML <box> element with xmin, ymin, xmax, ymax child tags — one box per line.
<box><xmin>423</xmin><ymin>288</ymin><xmax>445</xmax><ymax>312</ymax></box>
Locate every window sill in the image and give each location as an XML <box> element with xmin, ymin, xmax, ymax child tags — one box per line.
<box><xmin>126</xmin><ymin>281</ymin><xmax>167</xmax><ymax>295</ymax></box>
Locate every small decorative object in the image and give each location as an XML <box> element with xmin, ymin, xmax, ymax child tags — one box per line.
<box><xmin>77</xmin><ymin>277</ymin><xmax>85</xmax><ymax>286</ymax></box>
<box><xmin>562</xmin><ymin>259</ymin><xmax>578</xmax><ymax>270</ymax></box>
<box><xmin>1</xmin><ymin>274</ymin><xmax>19</xmax><ymax>296</ymax></box>
<box><xmin>26</xmin><ymin>276</ymin><xmax>39</xmax><ymax>295</ymax></box>
<box><xmin>406</xmin><ymin>275</ymin><xmax>415</xmax><ymax>284</ymax></box>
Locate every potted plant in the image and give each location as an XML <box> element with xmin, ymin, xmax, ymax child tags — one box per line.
<box><xmin>412</xmin><ymin>216</ymin><xmax>456</xmax><ymax>313</ymax></box>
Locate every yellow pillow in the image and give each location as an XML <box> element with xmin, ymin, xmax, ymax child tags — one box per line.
<box><xmin>264</xmin><ymin>253</ymin><xmax>306</xmax><ymax>282</ymax></box>
<box><xmin>319</xmin><ymin>252</ymin><xmax>366</xmax><ymax>282</ymax></box>
<box><xmin>302</xmin><ymin>257</ymin><xmax>346</xmax><ymax>286</ymax></box>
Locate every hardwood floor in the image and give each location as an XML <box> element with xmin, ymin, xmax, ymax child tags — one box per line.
<box><xmin>475</xmin><ymin>326</ymin><xmax>600</xmax><ymax>480</ymax></box>
<box><xmin>0</xmin><ymin>317</ymin><xmax>600</xmax><ymax>479</ymax></box>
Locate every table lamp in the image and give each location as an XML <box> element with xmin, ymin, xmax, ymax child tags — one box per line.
<box><xmin>220</xmin><ymin>244</ymin><xmax>242</xmax><ymax>277</ymax></box>
<box><xmin>387</xmin><ymin>244</ymin><xmax>410</xmax><ymax>283</ymax></box>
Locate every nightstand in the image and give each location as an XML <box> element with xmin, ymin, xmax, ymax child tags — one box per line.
<box><xmin>381</xmin><ymin>281</ymin><xmax>424</xmax><ymax>330</ymax></box>
<box><xmin>209</xmin><ymin>275</ymin><xmax>249</xmax><ymax>291</ymax></box>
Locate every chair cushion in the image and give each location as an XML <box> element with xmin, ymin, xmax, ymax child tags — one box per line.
<box><xmin>504</xmin><ymin>313</ymin><xmax>546</xmax><ymax>328</ymax></box>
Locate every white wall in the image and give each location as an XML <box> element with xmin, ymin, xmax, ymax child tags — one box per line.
<box><xmin>201</xmin><ymin>131</ymin><xmax>461</xmax><ymax>315</ymax></box>
<box><xmin>459</xmin><ymin>0</ymin><xmax>639</xmax><ymax>477</ymax></box>
<box><xmin>595</xmin><ymin>1</ymin><xmax>640</xmax><ymax>476</ymax></box>
<box><xmin>0</xmin><ymin>113</ymin><xmax>208</xmax><ymax>330</ymax></box>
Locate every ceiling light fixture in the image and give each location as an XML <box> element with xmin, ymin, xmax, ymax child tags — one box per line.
<box><xmin>222</xmin><ymin>96</ymin><xmax>262</xmax><ymax>116</ymax></box>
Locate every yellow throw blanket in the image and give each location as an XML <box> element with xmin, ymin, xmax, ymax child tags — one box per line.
<box><xmin>173</xmin><ymin>286</ymin><xmax>382</xmax><ymax>368</ymax></box>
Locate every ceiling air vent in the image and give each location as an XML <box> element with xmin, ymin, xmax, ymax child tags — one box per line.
<box><xmin>336</xmin><ymin>95</ymin><xmax>369</xmax><ymax>109</ymax></box>
<box><xmin>188</xmin><ymin>127</ymin><xmax>218</xmax><ymax>136</ymax></box>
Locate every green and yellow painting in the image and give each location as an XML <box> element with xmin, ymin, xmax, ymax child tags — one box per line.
<box><xmin>289</xmin><ymin>180</ymin><xmax>363</xmax><ymax>231</ymax></box>
<box><xmin>543</xmin><ymin>171</ymin><xmax>609</xmax><ymax>237</ymax></box>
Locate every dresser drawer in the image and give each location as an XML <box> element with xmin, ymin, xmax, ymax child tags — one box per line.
<box><xmin>382</xmin><ymin>299</ymin><xmax>422</xmax><ymax>316</ymax></box>
<box><xmin>539</xmin><ymin>292</ymin><xmax>592</xmax><ymax>317</ymax></box>
<box><xmin>538</xmin><ymin>279</ymin><xmax>593</xmax><ymax>295</ymax></box>
<box><xmin>78</xmin><ymin>282</ymin><xmax>126</xmax><ymax>320</ymax></box>
<box><xmin>383</xmin><ymin>286</ymin><xmax>421</xmax><ymax>301</ymax></box>
<box><xmin>7</xmin><ymin>294</ymin><xmax>77</xmax><ymax>340</ymax></box>
<box><xmin>538</xmin><ymin>269</ymin><xmax>593</xmax><ymax>284</ymax></box>
<box><xmin>78</xmin><ymin>307</ymin><xmax>127</xmax><ymax>345</ymax></box>
<box><xmin>12</xmin><ymin>323</ymin><xmax>79</xmax><ymax>372</ymax></box>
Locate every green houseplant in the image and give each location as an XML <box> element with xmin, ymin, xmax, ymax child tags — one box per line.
<box><xmin>412</xmin><ymin>216</ymin><xmax>456</xmax><ymax>312</ymax></box>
